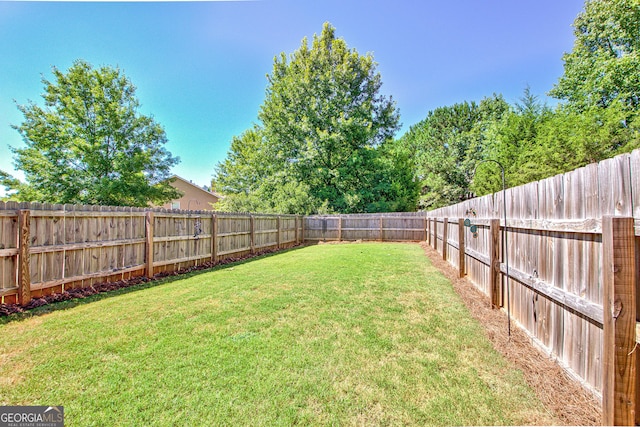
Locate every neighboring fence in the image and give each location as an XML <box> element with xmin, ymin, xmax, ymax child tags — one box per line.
<box><xmin>0</xmin><ymin>202</ymin><xmax>302</xmax><ymax>305</ymax></box>
<box><xmin>426</xmin><ymin>149</ymin><xmax>640</xmax><ymax>426</ymax></box>
<box><xmin>304</xmin><ymin>212</ymin><xmax>427</xmax><ymax>242</ymax></box>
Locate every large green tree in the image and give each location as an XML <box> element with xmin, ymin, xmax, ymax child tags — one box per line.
<box><xmin>472</xmin><ymin>91</ymin><xmax>639</xmax><ymax>196</ymax></box>
<box><xmin>394</xmin><ymin>95</ymin><xmax>509</xmax><ymax>209</ymax></box>
<box><xmin>216</xmin><ymin>23</ymin><xmax>416</xmax><ymax>214</ymax></box>
<box><xmin>391</xmin><ymin>0</ymin><xmax>640</xmax><ymax>208</ymax></box>
<box><xmin>4</xmin><ymin>60</ymin><xmax>180</xmax><ymax>206</ymax></box>
<box><xmin>472</xmin><ymin>89</ymin><xmax>552</xmax><ymax>195</ymax></box>
<box><xmin>549</xmin><ymin>0</ymin><xmax>640</xmax><ymax>110</ymax></box>
<box><xmin>214</xmin><ymin>125</ymin><xmax>318</xmax><ymax>214</ymax></box>
<box><xmin>527</xmin><ymin>99</ymin><xmax>639</xmax><ymax>175</ymax></box>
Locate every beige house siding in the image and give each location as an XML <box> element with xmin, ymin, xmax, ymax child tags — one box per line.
<box><xmin>161</xmin><ymin>175</ymin><xmax>222</xmax><ymax>210</ymax></box>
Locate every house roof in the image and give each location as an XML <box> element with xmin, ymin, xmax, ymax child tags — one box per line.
<box><xmin>169</xmin><ymin>175</ymin><xmax>224</xmax><ymax>199</ymax></box>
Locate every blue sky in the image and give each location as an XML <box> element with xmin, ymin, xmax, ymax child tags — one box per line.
<box><xmin>0</xmin><ymin>0</ymin><xmax>585</xmax><ymax>192</ymax></box>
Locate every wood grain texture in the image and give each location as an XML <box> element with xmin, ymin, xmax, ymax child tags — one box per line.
<box><xmin>489</xmin><ymin>219</ymin><xmax>500</xmax><ymax>309</ymax></box>
<box><xmin>145</xmin><ymin>212</ymin><xmax>154</xmax><ymax>278</ymax></box>
<box><xmin>602</xmin><ymin>216</ymin><xmax>636</xmax><ymax>426</ymax></box>
<box><xmin>17</xmin><ymin>210</ymin><xmax>31</xmax><ymax>305</ymax></box>
<box><xmin>498</xmin><ymin>263</ymin><xmax>603</xmax><ymax>325</ymax></box>
<box><xmin>599</xmin><ymin>155</ymin><xmax>632</xmax><ymax>217</ymax></box>
<box><xmin>458</xmin><ymin>218</ymin><xmax>465</xmax><ymax>278</ymax></box>
<box><xmin>424</xmin><ymin>217</ymin><xmax>428</xmax><ymax>242</ymax></box>
<box><xmin>250</xmin><ymin>215</ymin><xmax>255</xmax><ymax>254</ymax></box>
<box><xmin>442</xmin><ymin>218</ymin><xmax>448</xmax><ymax>261</ymax></box>
<box><xmin>564</xmin><ymin>167</ymin><xmax>587</xmax><ymax>380</ymax></box>
<box><xmin>211</xmin><ymin>214</ymin><xmax>218</xmax><ymax>263</ymax></box>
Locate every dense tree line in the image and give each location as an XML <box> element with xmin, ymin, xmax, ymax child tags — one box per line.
<box><xmin>218</xmin><ymin>0</ymin><xmax>639</xmax><ymax>213</ymax></box>
<box><xmin>392</xmin><ymin>0</ymin><xmax>640</xmax><ymax>209</ymax></box>
<box><xmin>397</xmin><ymin>90</ymin><xmax>638</xmax><ymax>210</ymax></box>
<box><xmin>3</xmin><ymin>0</ymin><xmax>637</xmax><ymax>213</ymax></box>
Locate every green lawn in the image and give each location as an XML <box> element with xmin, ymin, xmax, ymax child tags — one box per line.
<box><xmin>0</xmin><ymin>243</ymin><xmax>556</xmax><ymax>426</ymax></box>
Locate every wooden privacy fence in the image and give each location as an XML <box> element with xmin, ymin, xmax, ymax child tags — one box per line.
<box><xmin>0</xmin><ymin>202</ymin><xmax>303</xmax><ymax>306</ymax></box>
<box><xmin>304</xmin><ymin>212</ymin><xmax>427</xmax><ymax>242</ymax></box>
<box><xmin>0</xmin><ymin>208</ymin><xmax>430</xmax><ymax>305</ymax></box>
<box><xmin>426</xmin><ymin>148</ymin><xmax>640</xmax><ymax>426</ymax></box>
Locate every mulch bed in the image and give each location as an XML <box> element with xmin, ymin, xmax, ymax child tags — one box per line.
<box><xmin>0</xmin><ymin>245</ymin><xmax>301</xmax><ymax>318</ymax></box>
<box><xmin>420</xmin><ymin>242</ymin><xmax>602</xmax><ymax>426</ymax></box>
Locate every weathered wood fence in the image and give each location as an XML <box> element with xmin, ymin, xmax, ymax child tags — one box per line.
<box><xmin>304</xmin><ymin>212</ymin><xmax>427</xmax><ymax>242</ymax></box>
<box><xmin>426</xmin><ymin>149</ymin><xmax>640</xmax><ymax>426</ymax></box>
<box><xmin>0</xmin><ymin>203</ymin><xmax>302</xmax><ymax>305</ymax></box>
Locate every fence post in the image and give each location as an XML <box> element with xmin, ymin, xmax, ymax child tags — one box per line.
<box><xmin>250</xmin><ymin>215</ymin><xmax>255</xmax><ymax>254</ymax></box>
<box><xmin>145</xmin><ymin>211</ymin><xmax>154</xmax><ymax>279</ymax></box>
<box><xmin>211</xmin><ymin>214</ymin><xmax>218</xmax><ymax>264</ymax></box>
<box><xmin>276</xmin><ymin>216</ymin><xmax>281</xmax><ymax>249</ymax></box>
<box><xmin>338</xmin><ymin>215</ymin><xmax>342</xmax><ymax>242</ymax></box>
<box><xmin>17</xmin><ymin>209</ymin><xmax>31</xmax><ymax>306</ymax></box>
<box><xmin>442</xmin><ymin>218</ymin><xmax>448</xmax><ymax>260</ymax></box>
<box><xmin>431</xmin><ymin>218</ymin><xmax>437</xmax><ymax>250</ymax></box>
<box><xmin>423</xmin><ymin>217</ymin><xmax>428</xmax><ymax>242</ymax></box>
<box><xmin>602</xmin><ymin>216</ymin><xmax>636</xmax><ymax>426</ymax></box>
<box><xmin>379</xmin><ymin>216</ymin><xmax>384</xmax><ymax>242</ymax></box>
<box><xmin>489</xmin><ymin>219</ymin><xmax>500</xmax><ymax>309</ymax></box>
<box><xmin>458</xmin><ymin>218</ymin><xmax>465</xmax><ymax>278</ymax></box>
<box><xmin>301</xmin><ymin>215</ymin><xmax>305</xmax><ymax>243</ymax></box>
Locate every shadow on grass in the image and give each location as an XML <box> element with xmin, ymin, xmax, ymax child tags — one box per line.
<box><xmin>0</xmin><ymin>245</ymin><xmax>308</xmax><ymax>326</ymax></box>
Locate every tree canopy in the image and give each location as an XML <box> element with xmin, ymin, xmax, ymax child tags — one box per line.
<box><xmin>392</xmin><ymin>0</ymin><xmax>640</xmax><ymax>208</ymax></box>
<box><xmin>394</xmin><ymin>95</ymin><xmax>510</xmax><ymax>209</ymax></box>
<box><xmin>3</xmin><ymin>60</ymin><xmax>180</xmax><ymax>206</ymax></box>
<box><xmin>549</xmin><ymin>0</ymin><xmax>640</xmax><ymax>110</ymax></box>
<box><xmin>390</xmin><ymin>85</ymin><xmax>639</xmax><ymax>208</ymax></box>
<box><xmin>206</xmin><ymin>0</ymin><xmax>640</xmax><ymax>213</ymax></box>
<box><xmin>215</xmin><ymin>23</ymin><xmax>417</xmax><ymax>214</ymax></box>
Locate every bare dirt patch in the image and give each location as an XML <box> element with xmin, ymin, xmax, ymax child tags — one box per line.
<box><xmin>420</xmin><ymin>242</ymin><xmax>601</xmax><ymax>426</ymax></box>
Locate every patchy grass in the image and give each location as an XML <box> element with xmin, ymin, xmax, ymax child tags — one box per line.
<box><xmin>0</xmin><ymin>243</ymin><xmax>557</xmax><ymax>426</ymax></box>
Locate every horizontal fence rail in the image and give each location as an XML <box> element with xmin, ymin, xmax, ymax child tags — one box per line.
<box><xmin>426</xmin><ymin>148</ymin><xmax>640</xmax><ymax>426</ymax></box>
<box><xmin>0</xmin><ymin>202</ymin><xmax>303</xmax><ymax>305</ymax></box>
